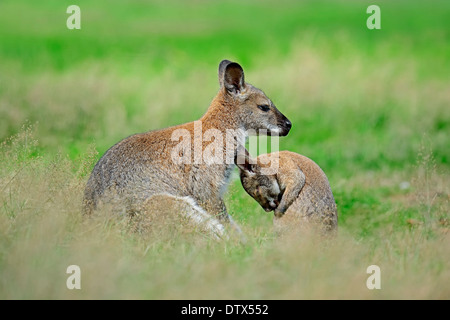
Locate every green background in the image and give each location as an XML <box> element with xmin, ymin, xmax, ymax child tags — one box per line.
<box><xmin>0</xmin><ymin>0</ymin><xmax>449</xmax><ymax>299</ymax></box>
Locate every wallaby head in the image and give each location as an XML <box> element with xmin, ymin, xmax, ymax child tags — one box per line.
<box><xmin>216</xmin><ymin>60</ymin><xmax>291</xmax><ymax>136</ymax></box>
<box><xmin>235</xmin><ymin>147</ymin><xmax>282</xmax><ymax>212</ymax></box>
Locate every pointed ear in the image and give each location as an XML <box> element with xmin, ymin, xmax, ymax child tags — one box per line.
<box><xmin>223</xmin><ymin>62</ymin><xmax>245</xmax><ymax>95</ymax></box>
<box><xmin>235</xmin><ymin>145</ymin><xmax>256</xmax><ymax>174</ymax></box>
<box><xmin>218</xmin><ymin>59</ymin><xmax>232</xmax><ymax>87</ymax></box>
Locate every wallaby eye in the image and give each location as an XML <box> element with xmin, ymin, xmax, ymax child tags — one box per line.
<box><xmin>257</xmin><ymin>105</ymin><xmax>270</xmax><ymax>112</ymax></box>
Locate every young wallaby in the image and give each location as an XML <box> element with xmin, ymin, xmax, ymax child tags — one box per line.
<box><xmin>83</xmin><ymin>60</ymin><xmax>291</xmax><ymax>238</ymax></box>
<box><xmin>236</xmin><ymin>148</ymin><xmax>338</xmax><ymax>233</ymax></box>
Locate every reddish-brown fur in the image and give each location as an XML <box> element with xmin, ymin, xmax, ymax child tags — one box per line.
<box><xmin>83</xmin><ymin>60</ymin><xmax>291</xmax><ymax>238</ymax></box>
<box><xmin>238</xmin><ymin>151</ymin><xmax>338</xmax><ymax>233</ymax></box>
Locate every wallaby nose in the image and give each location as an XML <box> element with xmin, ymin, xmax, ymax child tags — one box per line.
<box><xmin>278</xmin><ymin>119</ymin><xmax>292</xmax><ymax>136</ymax></box>
<box><xmin>285</xmin><ymin>120</ymin><xmax>292</xmax><ymax>130</ymax></box>
<box><xmin>276</xmin><ymin>113</ymin><xmax>292</xmax><ymax>136</ymax></box>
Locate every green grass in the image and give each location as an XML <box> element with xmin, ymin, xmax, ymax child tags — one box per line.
<box><xmin>0</xmin><ymin>0</ymin><xmax>449</xmax><ymax>299</ymax></box>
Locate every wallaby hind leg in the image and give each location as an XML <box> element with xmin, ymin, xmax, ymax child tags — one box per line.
<box><xmin>130</xmin><ymin>194</ymin><xmax>229</xmax><ymax>241</ymax></box>
<box><xmin>198</xmin><ymin>196</ymin><xmax>247</xmax><ymax>244</ymax></box>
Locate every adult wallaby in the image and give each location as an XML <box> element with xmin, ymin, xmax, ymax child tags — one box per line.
<box><xmin>83</xmin><ymin>60</ymin><xmax>291</xmax><ymax>237</ymax></box>
<box><xmin>236</xmin><ymin>149</ymin><xmax>338</xmax><ymax>234</ymax></box>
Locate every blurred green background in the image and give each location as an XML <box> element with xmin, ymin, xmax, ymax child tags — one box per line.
<box><xmin>1</xmin><ymin>0</ymin><xmax>449</xmax><ymax>166</ymax></box>
<box><xmin>0</xmin><ymin>0</ymin><xmax>449</xmax><ymax>299</ymax></box>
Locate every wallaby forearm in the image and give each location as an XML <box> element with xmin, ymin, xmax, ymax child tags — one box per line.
<box><xmin>274</xmin><ymin>165</ymin><xmax>306</xmax><ymax>217</ymax></box>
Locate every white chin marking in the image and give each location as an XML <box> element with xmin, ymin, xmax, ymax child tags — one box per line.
<box><xmin>268</xmin><ymin>126</ymin><xmax>281</xmax><ymax>135</ymax></box>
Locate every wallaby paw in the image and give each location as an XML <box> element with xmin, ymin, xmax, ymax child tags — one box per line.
<box><xmin>274</xmin><ymin>209</ymin><xmax>285</xmax><ymax>218</ymax></box>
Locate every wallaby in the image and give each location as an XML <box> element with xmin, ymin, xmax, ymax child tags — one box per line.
<box><xmin>236</xmin><ymin>149</ymin><xmax>338</xmax><ymax>233</ymax></box>
<box><xmin>83</xmin><ymin>60</ymin><xmax>291</xmax><ymax>238</ymax></box>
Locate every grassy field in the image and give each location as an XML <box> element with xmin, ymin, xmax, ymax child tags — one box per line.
<box><xmin>0</xmin><ymin>0</ymin><xmax>449</xmax><ymax>299</ymax></box>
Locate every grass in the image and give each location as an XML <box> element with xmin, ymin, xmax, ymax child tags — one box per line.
<box><xmin>0</xmin><ymin>0</ymin><xmax>449</xmax><ymax>299</ymax></box>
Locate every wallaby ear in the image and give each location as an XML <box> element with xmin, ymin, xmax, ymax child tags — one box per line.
<box><xmin>223</xmin><ymin>62</ymin><xmax>245</xmax><ymax>95</ymax></box>
<box><xmin>218</xmin><ymin>59</ymin><xmax>232</xmax><ymax>87</ymax></box>
<box><xmin>235</xmin><ymin>145</ymin><xmax>256</xmax><ymax>174</ymax></box>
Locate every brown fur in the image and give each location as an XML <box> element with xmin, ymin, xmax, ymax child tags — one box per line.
<box><xmin>128</xmin><ymin>194</ymin><xmax>229</xmax><ymax>241</ymax></box>
<box><xmin>237</xmin><ymin>150</ymin><xmax>338</xmax><ymax>234</ymax></box>
<box><xmin>83</xmin><ymin>60</ymin><xmax>291</xmax><ymax>238</ymax></box>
